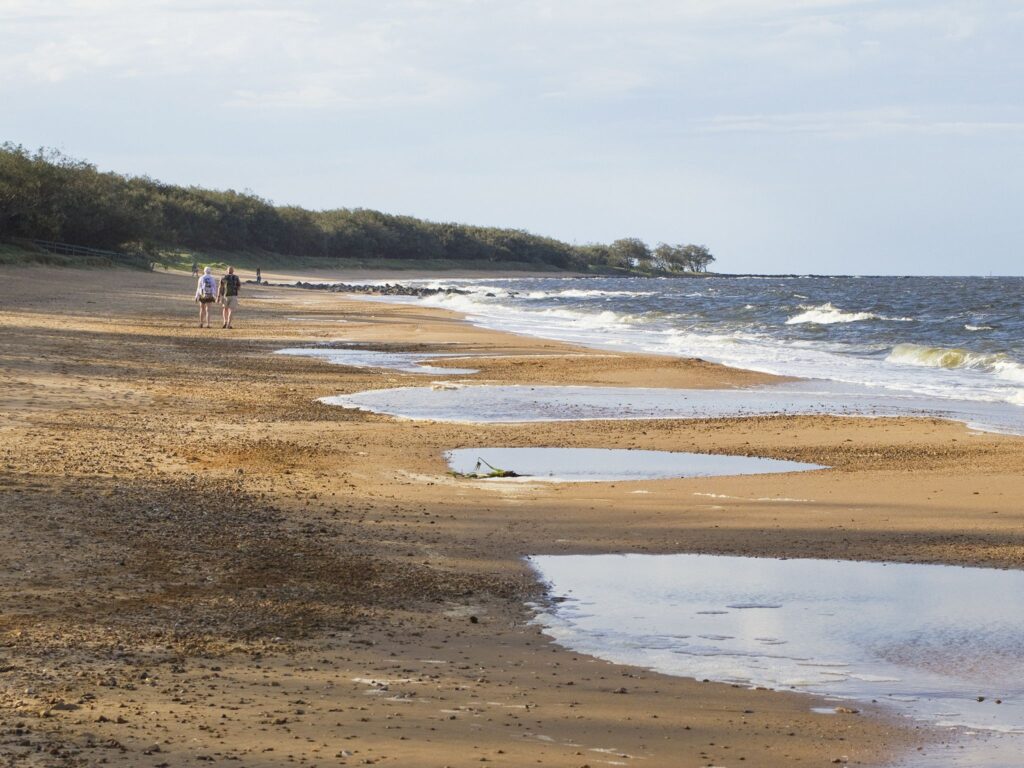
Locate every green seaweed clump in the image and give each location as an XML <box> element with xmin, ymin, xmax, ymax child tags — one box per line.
<box><xmin>449</xmin><ymin>457</ymin><xmax>522</xmax><ymax>479</ymax></box>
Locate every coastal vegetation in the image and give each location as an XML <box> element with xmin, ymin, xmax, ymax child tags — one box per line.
<box><xmin>0</xmin><ymin>144</ymin><xmax>715</xmax><ymax>274</ymax></box>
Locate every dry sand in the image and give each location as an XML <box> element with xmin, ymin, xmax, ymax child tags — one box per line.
<box><xmin>2</xmin><ymin>266</ymin><xmax>1023</xmax><ymax>767</ymax></box>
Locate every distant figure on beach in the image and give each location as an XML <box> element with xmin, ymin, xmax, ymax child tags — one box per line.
<box><xmin>194</xmin><ymin>266</ymin><xmax>217</xmax><ymax>328</ymax></box>
<box><xmin>255</xmin><ymin>266</ymin><xmax>262</xmax><ymax>285</ymax></box>
<box><xmin>191</xmin><ymin>260</ymin><xmax>199</xmax><ymax>277</ymax></box>
<box><xmin>218</xmin><ymin>266</ymin><xmax>241</xmax><ymax>329</ymax></box>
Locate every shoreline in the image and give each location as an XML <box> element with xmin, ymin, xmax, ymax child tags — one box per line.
<box><xmin>260</xmin><ymin>270</ymin><xmax>1024</xmax><ymax>432</ymax></box>
<box><xmin>3</xmin><ymin>265</ymin><xmax>1023</xmax><ymax>766</ymax></box>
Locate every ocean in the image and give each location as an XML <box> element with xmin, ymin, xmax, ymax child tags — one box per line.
<box><xmin>377</xmin><ymin>275</ymin><xmax>1024</xmax><ymax>410</ymax></box>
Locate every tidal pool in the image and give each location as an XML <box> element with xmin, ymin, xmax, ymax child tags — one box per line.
<box><xmin>528</xmin><ymin>553</ymin><xmax>1024</xmax><ymax>766</ymax></box>
<box><xmin>445</xmin><ymin>447</ymin><xmax>823</xmax><ymax>482</ymax></box>
<box><xmin>319</xmin><ymin>381</ymin><xmax>1024</xmax><ymax>435</ymax></box>
<box><xmin>275</xmin><ymin>346</ymin><xmax>478</xmax><ymax>375</ymax></box>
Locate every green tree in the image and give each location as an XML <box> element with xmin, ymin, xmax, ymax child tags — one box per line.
<box><xmin>608</xmin><ymin>237</ymin><xmax>651</xmax><ymax>270</ymax></box>
<box><xmin>681</xmin><ymin>244</ymin><xmax>715</xmax><ymax>272</ymax></box>
<box><xmin>0</xmin><ymin>144</ymin><xmax>46</xmax><ymax>237</ymax></box>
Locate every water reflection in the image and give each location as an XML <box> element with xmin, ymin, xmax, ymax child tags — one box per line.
<box><xmin>445</xmin><ymin>447</ymin><xmax>823</xmax><ymax>482</ymax></box>
<box><xmin>529</xmin><ymin>554</ymin><xmax>1024</xmax><ymax>765</ymax></box>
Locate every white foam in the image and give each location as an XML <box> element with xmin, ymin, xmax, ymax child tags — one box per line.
<box><xmin>520</xmin><ymin>288</ymin><xmax>658</xmax><ymax>300</ymax></box>
<box><xmin>785</xmin><ymin>302</ymin><xmax>899</xmax><ymax>325</ymax></box>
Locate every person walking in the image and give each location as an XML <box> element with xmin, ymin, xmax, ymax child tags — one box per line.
<box><xmin>194</xmin><ymin>266</ymin><xmax>217</xmax><ymax>328</ymax></box>
<box><xmin>255</xmin><ymin>266</ymin><xmax>262</xmax><ymax>285</ymax></box>
<box><xmin>218</xmin><ymin>266</ymin><xmax>241</xmax><ymax>329</ymax></box>
<box><xmin>191</xmin><ymin>260</ymin><xmax>199</xmax><ymax>277</ymax></box>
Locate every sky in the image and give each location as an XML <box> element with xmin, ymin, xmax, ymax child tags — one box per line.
<box><xmin>2</xmin><ymin>0</ymin><xmax>1023</xmax><ymax>275</ymax></box>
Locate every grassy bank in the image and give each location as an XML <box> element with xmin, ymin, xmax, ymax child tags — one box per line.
<box><xmin>1</xmin><ymin>239</ymin><xmax>711</xmax><ymax>278</ymax></box>
<box><xmin>151</xmin><ymin>247</ymin><xmax>599</xmax><ymax>275</ymax></box>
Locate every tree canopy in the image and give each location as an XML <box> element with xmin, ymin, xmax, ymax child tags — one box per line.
<box><xmin>0</xmin><ymin>144</ymin><xmax>715</xmax><ymax>274</ymax></box>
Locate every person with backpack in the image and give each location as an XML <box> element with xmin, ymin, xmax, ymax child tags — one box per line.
<box><xmin>218</xmin><ymin>266</ymin><xmax>241</xmax><ymax>329</ymax></box>
<box><xmin>194</xmin><ymin>266</ymin><xmax>217</xmax><ymax>328</ymax></box>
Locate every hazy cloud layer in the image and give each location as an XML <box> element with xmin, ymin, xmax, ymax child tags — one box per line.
<box><xmin>695</xmin><ymin>109</ymin><xmax>1024</xmax><ymax>138</ymax></box>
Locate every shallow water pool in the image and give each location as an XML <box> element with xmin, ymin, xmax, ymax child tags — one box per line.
<box><xmin>528</xmin><ymin>553</ymin><xmax>1024</xmax><ymax>766</ymax></box>
<box><xmin>320</xmin><ymin>381</ymin><xmax>1024</xmax><ymax>434</ymax></box>
<box><xmin>445</xmin><ymin>447</ymin><xmax>823</xmax><ymax>482</ymax></box>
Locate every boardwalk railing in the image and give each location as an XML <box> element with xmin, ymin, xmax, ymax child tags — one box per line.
<box><xmin>16</xmin><ymin>238</ymin><xmax>152</xmax><ymax>269</ymax></box>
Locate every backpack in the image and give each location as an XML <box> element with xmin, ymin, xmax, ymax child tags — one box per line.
<box><xmin>199</xmin><ymin>276</ymin><xmax>216</xmax><ymax>302</ymax></box>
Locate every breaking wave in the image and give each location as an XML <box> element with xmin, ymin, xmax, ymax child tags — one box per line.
<box><xmin>520</xmin><ymin>288</ymin><xmax>657</xmax><ymax>300</ymax></box>
<box><xmin>887</xmin><ymin>343</ymin><xmax>1024</xmax><ymax>384</ymax></box>
<box><xmin>786</xmin><ymin>303</ymin><xmax>911</xmax><ymax>325</ymax></box>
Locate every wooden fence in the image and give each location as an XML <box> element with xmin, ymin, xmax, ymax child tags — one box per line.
<box><xmin>16</xmin><ymin>238</ymin><xmax>152</xmax><ymax>269</ymax></box>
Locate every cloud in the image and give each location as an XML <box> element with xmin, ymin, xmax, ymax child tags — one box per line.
<box><xmin>693</xmin><ymin>109</ymin><xmax>1024</xmax><ymax>138</ymax></box>
<box><xmin>0</xmin><ymin>2</ymin><xmax>316</xmax><ymax>82</ymax></box>
<box><xmin>8</xmin><ymin>37</ymin><xmax>115</xmax><ymax>83</ymax></box>
<box><xmin>226</xmin><ymin>84</ymin><xmax>340</xmax><ymax>110</ymax></box>
<box><xmin>225</xmin><ymin>68</ymin><xmax>469</xmax><ymax>110</ymax></box>
<box><xmin>0</xmin><ymin>0</ymin><xmax>1020</xmax><ymax>116</ymax></box>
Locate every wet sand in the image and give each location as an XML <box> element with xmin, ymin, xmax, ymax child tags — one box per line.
<box><xmin>3</xmin><ymin>265</ymin><xmax>1023</xmax><ymax>766</ymax></box>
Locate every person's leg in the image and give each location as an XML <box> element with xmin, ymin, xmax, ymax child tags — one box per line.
<box><xmin>199</xmin><ymin>303</ymin><xmax>207</xmax><ymax>327</ymax></box>
<box><xmin>225</xmin><ymin>304</ymin><xmax>233</xmax><ymax>327</ymax></box>
<box><xmin>221</xmin><ymin>302</ymin><xmax>228</xmax><ymax>328</ymax></box>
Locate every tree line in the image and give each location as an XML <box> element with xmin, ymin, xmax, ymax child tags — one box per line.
<box><xmin>0</xmin><ymin>144</ymin><xmax>715</xmax><ymax>274</ymax></box>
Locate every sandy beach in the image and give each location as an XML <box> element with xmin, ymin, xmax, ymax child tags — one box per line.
<box><xmin>3</xmin><ymin>265</ymin><xmax>1023</xmax><ymax>767</ymax></box>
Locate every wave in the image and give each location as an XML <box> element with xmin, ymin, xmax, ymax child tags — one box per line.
<box><xmin>965</xmin><ymin>324</ymin><xmax>995</xmax><ymax>331</ymax></box>
<box><xmin>518</xmin><ymin>288</ymin><xmax>657</xmax><ymax>300</ymax></box>
<box><xmin>373</xmin><ymin>278</ymin><xmax>1024</xmax><ymax>409</ymax></box>
<box><xmin>533</xmin><ymin>306</ymin><xmax>642</xmax><ymax>328</ymax></box>
<box><xmin>404</xmin><ymin>283</ymin><xmax>657</xmax><ymax>302</ymax></box>
<box><xmin>786</xmin><ymin>303</ymin><xmax>912</xmax><ymax>325</ymax></box>
<box><xmin>887</xmin><ymin>343</ymin><xmax>1024</xmax><ymax>384</ymax></box>
<box><xmin>419</xmin><ymin>290</ymin><xmax>643</xmax><ymax>331</ymax></box>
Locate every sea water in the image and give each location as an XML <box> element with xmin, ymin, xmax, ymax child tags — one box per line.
<box><xmin>360</xmin><ymin>275</ymin><xmax>1024</xmax><ymax>412</ymax></box>
<box><xmin>529</xmin><ymin>554</ymin><xmax>1024</xmax><ymax>766</ymax></box>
